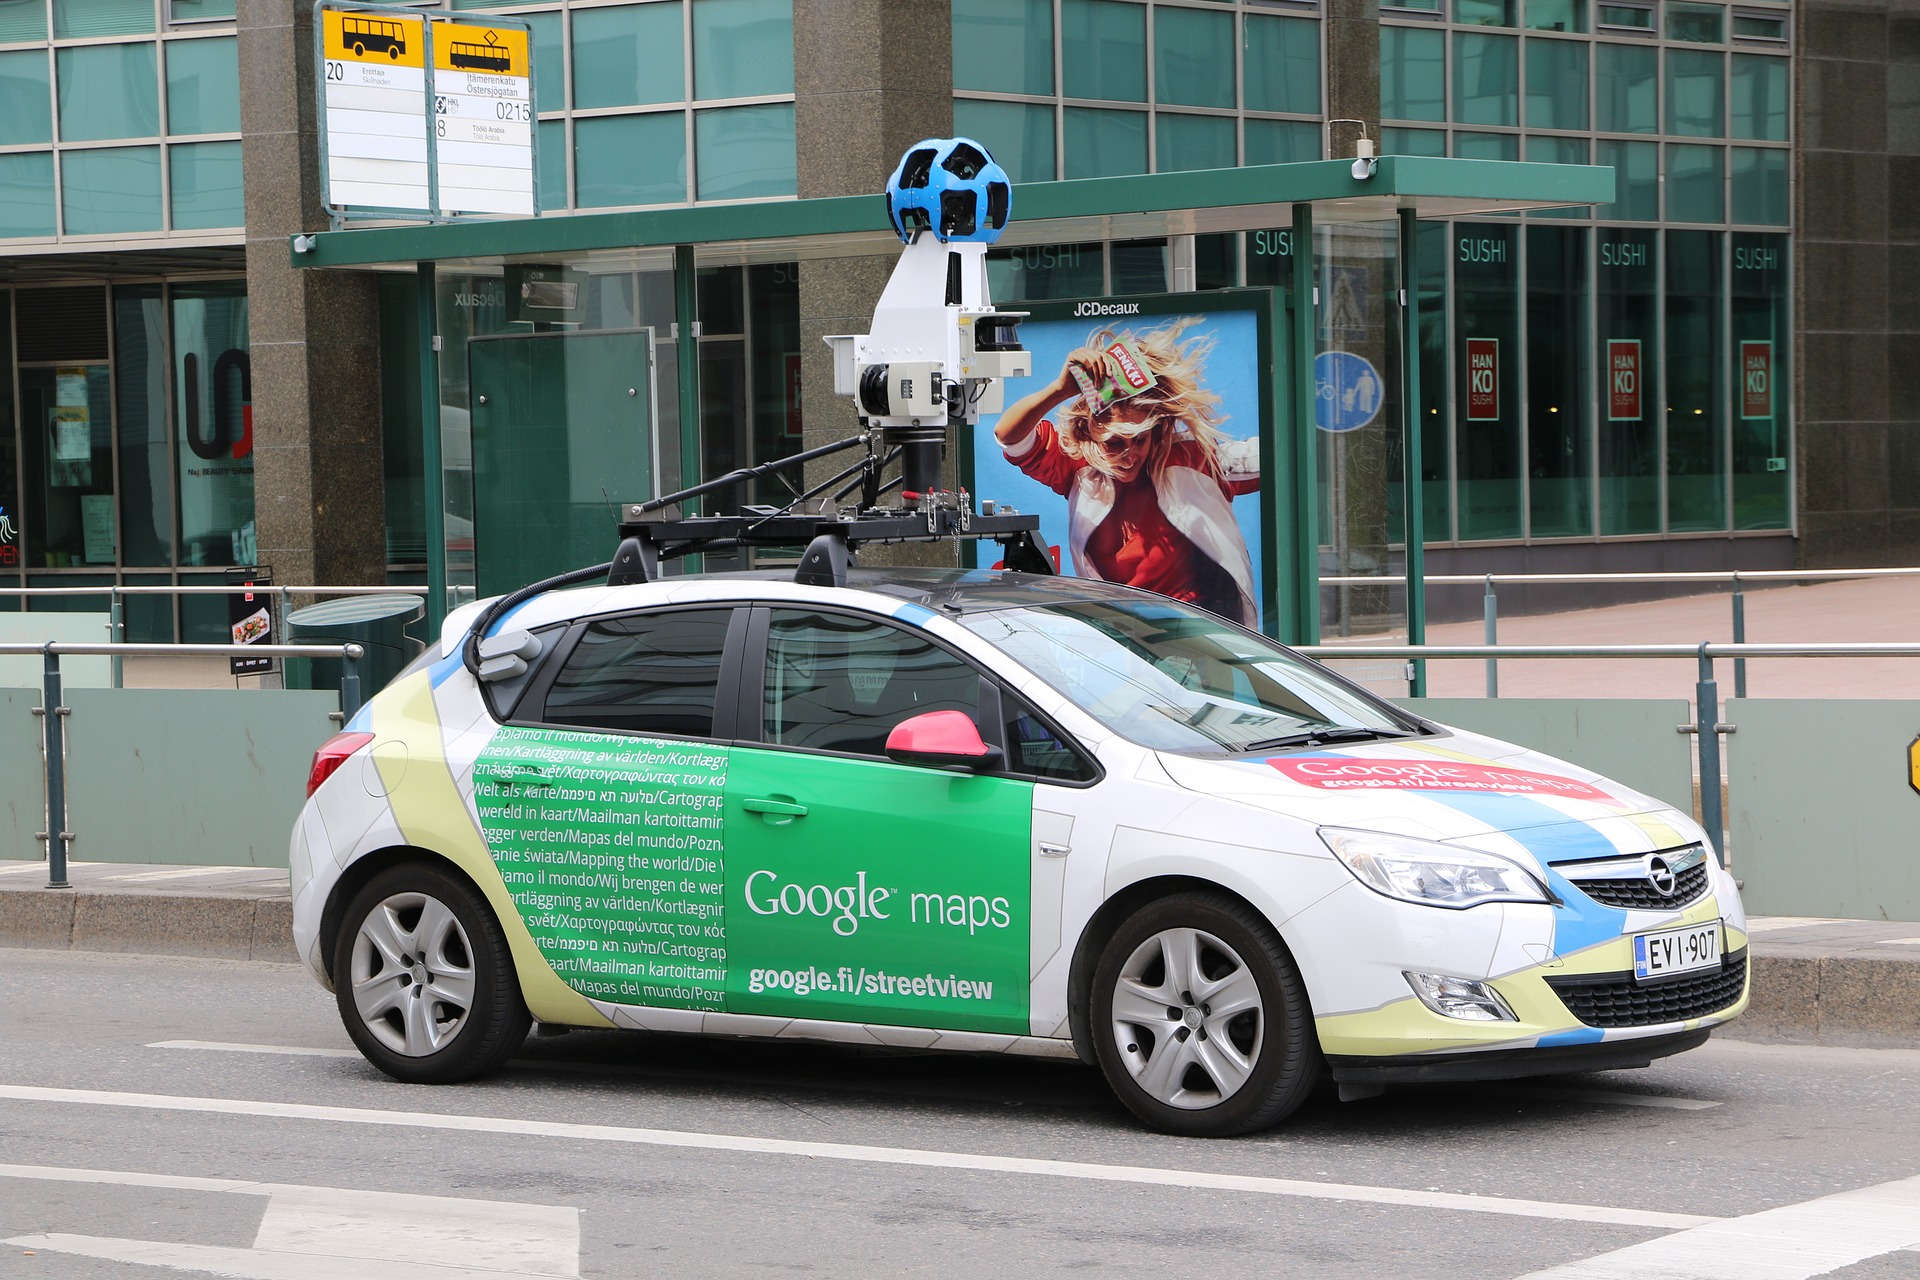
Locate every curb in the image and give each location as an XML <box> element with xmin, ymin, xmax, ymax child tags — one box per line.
<box><xmin>0</xmin><ymin>889</ymin><xmax>297</xmax><ymax>964</ymax></box>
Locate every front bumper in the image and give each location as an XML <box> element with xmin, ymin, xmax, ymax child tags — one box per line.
<box><xmin>1327</xmin><ymin>1026</ymin><xmax>1714</xmax><ymax>1085</ymax></box>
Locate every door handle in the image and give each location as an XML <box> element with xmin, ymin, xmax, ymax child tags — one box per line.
<box><xmin>742</xmin><ymin>797</ymin><xmax>809</xmax><ymax>819</ymax></box>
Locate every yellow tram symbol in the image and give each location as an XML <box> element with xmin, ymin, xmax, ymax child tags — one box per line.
<box><xmin>434</xmin><ymin>20</ymin><xmax>528</xmax><ymax>77</ymax></box>
<box><xmin>449</xmin><ymin>29</ymin><xmax>512</xmax><ymax>73</ymax></box>
<box><xmin>344</xmin><ymin>14</ymin><xmax>406</xmax><ymax>59</ymax></box>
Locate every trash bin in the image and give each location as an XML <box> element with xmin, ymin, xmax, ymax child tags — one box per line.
<box><xmin>284</xmin><ymin>594</ymin><xmax>425</xmax><ymax>699</ymax></box>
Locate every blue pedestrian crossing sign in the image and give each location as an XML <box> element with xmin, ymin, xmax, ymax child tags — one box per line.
<box><xmin>1314</xmin><ymin>351</ymin><xmax>1384</xmax><ymax>433</ymax></box>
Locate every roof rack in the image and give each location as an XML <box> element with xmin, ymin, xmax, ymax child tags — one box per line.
<box><xmin>609</xmin><ymin>508</ymin><xmax>1053</xmax><ymax>589</ymax></box>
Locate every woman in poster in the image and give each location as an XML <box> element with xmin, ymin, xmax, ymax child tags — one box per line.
<box><xmin>994</xmin><ymin>317</ymin><xmax>1262</xmax><ymax>626</ymax></box>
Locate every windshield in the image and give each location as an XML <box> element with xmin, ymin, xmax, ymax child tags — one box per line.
<box><xmin>959</xmin><ymin>596</ymin><xmax>1421</xmax><ymax>756</ymax></box>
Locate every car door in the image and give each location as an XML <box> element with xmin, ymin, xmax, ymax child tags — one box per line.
<box><xmin>470</xmin><ymin>605</ymin><xmax>743</xmax><ymax>1014</ymax></box>
<box><xmin>724</xmin><ymin>606</ymin><xmax>1035</xmax><ymax>1035</ymax></box>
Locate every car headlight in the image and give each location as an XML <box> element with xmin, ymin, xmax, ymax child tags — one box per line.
<box><xmin>1319</xmin><ymin>827</ymin><xmax>1552</xmax><ymax>910</ymax></box>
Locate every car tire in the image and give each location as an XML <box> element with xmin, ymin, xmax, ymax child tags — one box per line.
<box><xmin>333</xmin><ymin>862</ymin><xmax>529</xmax><ymax>1084</ymax></box>
<box><xmin>1089</xmin><ymin>892</ymin><xmax>1319</xmax><ymax>1137</ymax></box>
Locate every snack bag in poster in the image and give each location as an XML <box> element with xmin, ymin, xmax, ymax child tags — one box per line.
<box><xmin>1068</xmin><ymin>339</ymin><xmax>1159</xmax><ymax>417</ymax></box>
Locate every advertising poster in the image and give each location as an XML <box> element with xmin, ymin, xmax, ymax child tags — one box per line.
<box><xmin>968</xmin><ymin>291</ymin><xmax>1271</xmax><ymax>630</ymax></box>
<box><xmin>226</xmin><ymin>565</ymin><xmax>275</xmax><ymax>675</ymax></box>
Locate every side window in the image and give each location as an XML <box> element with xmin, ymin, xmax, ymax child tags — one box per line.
<box><xmin>764</xmin><ymin>609</ymin><xmax>979</xmax><ymax>757</ymax></box>
<box><xmin>1005</xmin><ymin>694</ymin><xmax>1098</xmax><ymax>783</ymax></box>
<box><xmin>540</xmin><ymin>608</ymin><xmax>732</xmax><ymax>737</ymax></box>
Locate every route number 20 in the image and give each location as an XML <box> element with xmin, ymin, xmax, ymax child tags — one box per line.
<box><xmin>324</xmin><ymin>60</ymin><xmax>346</xmax><ymax>82</ymax></box>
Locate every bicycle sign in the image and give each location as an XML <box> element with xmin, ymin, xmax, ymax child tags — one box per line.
<box><xmin>1314</xmin><ymin>351</ymin><xmax>1383</xmax><ymax>433</ymax></box>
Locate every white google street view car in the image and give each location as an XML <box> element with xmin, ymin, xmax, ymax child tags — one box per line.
<box><xmin>291</xmin><ymin>568</ymin><xmax>1748</xmax><ymax>1137</ymax></box>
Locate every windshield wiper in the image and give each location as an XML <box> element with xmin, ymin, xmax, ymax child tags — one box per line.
<box><xmin>1241</xmin><ymin>726</ymin><xmax>1413</xmax><ymax>752</ymax></box>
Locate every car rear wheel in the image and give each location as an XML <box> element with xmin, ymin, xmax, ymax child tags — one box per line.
<box><xmin>1090</xmin><ymin>892</ymin><xmax>1319</xmax><ymax>1136</ymax></box>
<box><xmin>333</xmin><ymin>863</ymin><xmax>529</xmax><ymax>1083</ymax></box>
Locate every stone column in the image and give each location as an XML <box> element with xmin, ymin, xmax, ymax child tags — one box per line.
<box><xmin>793</xmin><ymin>0</ymin><xmax>954</xmax><ymax>563</ymax></box>
<box><xmin>238</xmin><ymin>0</ymin><xmax>387</xmax><ymax>587</ymax></box>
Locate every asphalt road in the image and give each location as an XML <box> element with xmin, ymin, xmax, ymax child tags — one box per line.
<box><xmin>3</xmin><ymin>948</ymin><xmax>1918</xmax><ymax>1279</ymax></box>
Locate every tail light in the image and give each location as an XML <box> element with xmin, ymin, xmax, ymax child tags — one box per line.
<box><xmin>308</xmin><ymin>732</ymin><xmax>374</xmax><ymax>797</ymax></box>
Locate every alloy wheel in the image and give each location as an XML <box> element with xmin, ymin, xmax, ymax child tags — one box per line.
<box><xmin>1109</xmin><ymin>926</ymin><xmax>1265</xmax><ymax>1110</ymax></box>
<box><xmin>348</xmin><ymin>891</ymin><xmax>477</xmax><ymax>1058</ymax></box>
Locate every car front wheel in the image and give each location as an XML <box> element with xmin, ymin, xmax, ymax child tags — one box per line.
<box><xmin>1090</xmin><ymin>892</ymin><xmax>1319</xmax><ymax>1136</ymax></box>
<box><xmin>333</xmin><ymin>863</ymin><xmax>529</xmax><ymax>1084</ymax></box>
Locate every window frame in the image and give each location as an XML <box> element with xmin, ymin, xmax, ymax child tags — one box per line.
<box><xmin>738</xmin><ymin>602</ymin><xmax>1103</xmax><ymax>788</ymax></box>
<box><xmin>519</xmin><ymin>601</ymin><xmax>751</xmax><ymax>743</ymax></box>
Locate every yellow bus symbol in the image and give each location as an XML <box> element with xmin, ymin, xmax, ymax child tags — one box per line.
<box><xmin>344</xmin><ymin>14</ymin><xmax>406</xmax><ymax>60</ymax></box>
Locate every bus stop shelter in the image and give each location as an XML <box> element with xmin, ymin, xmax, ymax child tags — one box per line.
<box><xmin>290</xmin><ymin>155</ymin><xmax>1612</xmax><ymax>685</ymax></box>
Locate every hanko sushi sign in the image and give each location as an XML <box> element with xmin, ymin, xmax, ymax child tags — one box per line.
<box><xmin>226</xmin><ymin>566</ymin><xmax>275</xmax><ymax>675</ymax></box>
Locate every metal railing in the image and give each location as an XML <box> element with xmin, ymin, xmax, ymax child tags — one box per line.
<box><xmin>1298</xmin><ymin>641</ymin><xmax>1920</xmax><ymax>869</ymax></box>
<box><xmin>1317</xmin><ymin>567</ymin><xmax>1920</xmax><ymax>698</ymax></box>
<box><xmin>18</xmin><ymin>641</ymin><xmax>365</xmax><ymax>891</ymax></box>
<box><xmin>0</xmin><ymin>584</ymin><xmax>426</xmax><ymax>688</ymax></box>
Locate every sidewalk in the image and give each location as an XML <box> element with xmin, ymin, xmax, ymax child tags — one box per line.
<box><xmin>2</xmin><ymin>858</ymin><xmax>1914</xmax><ymax>1048</ymax></box>
<box><xmin>1317</xmin><ymin>575</ymin><xmax>1920</xmax><ymax>701</ymax></box>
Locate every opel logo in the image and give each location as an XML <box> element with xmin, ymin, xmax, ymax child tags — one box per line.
<box><xmin>1646</xmin><ymin>855</ymin><xmax>1678</xmax><ymax>896</ymax></box>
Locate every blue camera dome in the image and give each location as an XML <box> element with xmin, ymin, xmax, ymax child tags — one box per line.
<box><xmin>884</xmin><ymin>137</ymin><xmax>1012</xmax><ymax>245</ymax></box>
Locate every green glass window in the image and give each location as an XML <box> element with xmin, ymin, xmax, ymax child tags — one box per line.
<box><xmin>1112</xmin><ymin>239</ymin><xmax>1167</xmax><ymax>295</ymax></box>
<box><xmin>1732</xmin><ymin>13</ymin><xmax>1786</xmax><ymax>40</ymax></box>
<box><xmin>169</xmin><ymin>0</ymin><xmax>237</xmax><ymax>20</ymax></box>
<box><xmin>1730</xmin><ymin>232</ymin><xmax>1788</xmax><ymax>530</ymax></box>
<box><xmin>1454</xmin><ymin>33</ymin><xmax>1519</xmax><ymax>126</ymax></box>
<box><xmin>694</xmin><ymin>103</ymin><xmax>794</xmax><ymax>199</ymax></box>
<box><xmin>0</xmin><ymin>50</ymin><xmax>51</xmax><ymax>146</ymax></box>
<box><xmin>165</xmin><ymin>37</ymin><xmax>239</xmax><ymax>136</ymax></box>
<box><xmin>1596</xmin><ymin>228</ymin><xmax>1658</xmax><ymax>534</ymax></box>
<box><xmin>954</xmin><ymin>0</ymin><xmax>1053</xmax><ymax>96</ymax></box>
<box><xmin>1525</xmin><ymin>37</ymin><xmax>1588</xmax><ymax>129</ymax></box>
<box><xmin>693</xmin><ymin>0</ymin><xmax>794</xmax><ymax>99</ymax></box>
<box><xmin>1156</xmin><ymin>113</ymin><xmax>1233</xmax><ymax>171</ymax></box>
<box><xmin>0</xmin><ymin>0</ymin><xmax>47</xmax><ymax>43</ymax></box>
<box><xmin>1667</xmin><ymin>143</ymin><xmax>1723</xmax><ymax>221</ymax></box>
<box><xmin>172</xmin><ymin>281</ymin><xmax>253</xmax><ymax>568</ymax></box>
<box><xmin>1731</xmin><ymin>54</ymin><xmax>1788</xmax><ymax>140</ymax></box>
<box><xmin>538</xmin><ymin>118</ymin><xmax>566</xmax><ymax>210</ymax></box>
<box><xmin>21</xmin><ymin>350</ymin><xmax>114</xmax><ymax>566</ymax></box>
<box><xmin>53</xmin><ymin>0</ymin><xmax>153</xmax><ymax>38</ymax></box>
<box><xmin>169</xmin><ymin>140</ymin><xmax>242</xmax><ymax>227</ymax></box>
<box><xmin>1383</xmin><ymin>126</ymin><xmax>1447</xmax><ymax>155</ymax></box>
<box><xmin>1246</xmin><ymin>119</ymin><xmax>1320</xmax><ymax>163</ymax></box>
<box><xmin>1062</xmin><ymin>106</ymin><xmax>1147</xmax><ymax>177</ymax></box>
<box><xmin>1596</xmin><ymin>139</ymin><xmax>1658</xmax><ymax>219</ymax></box>
<box><xmin>575</xmin><ymin>113</ymin><xmax>686</xmax><ymax>206</ymax></box>
<box><xmin>1385</xmin><ymin>0</ymin><xmax>1443</xmax><ymax>12</ymax></box>
<box><xmin>1061</xmin><ymin>0</ymin><xmax>1144</xmax><ymax>101</ymax></box>
<box><xmin>1155</xmin><ymin>6</ymin><xmax>1232</xmax><ymax>109</ymax></box>
<box><xmin>1665</xmin><ymin>230</ymin><xmax>1724</xmax><ymax>531</ymax></box>
<box><xmin>1195</xmin><ymin>233</ymin><xmax>1236</xmax><ymax>290</ymax></box>
<box><xmin>113</xmin><ymin>285</ymin><xmax>170</xmax><ymax>567</ymax></box>
<box><xmin>525</xmin><ymin>11</ymin><xmax>562</xmax><ymax>113</ymax></box>
<box><xmin>1244</xmin><ymin>15</ymin><xmax>1320</xmax><ymax>115</ymax></box>
<box><xmin>1597</xmin><ymin>3</ymin><xmax>1654</xmax><ymax>27</ymax></box>
<box><xmin>1526</xmin><ymin>134</ymin><xmax>1588</xmax><ymax>217</ymax></box>
<box><xmin>61</xmin><ymin>146</ymin><xmax>163</xmax><ymax>234</ymax></box>
<box><xmin>1527</xmin><ymin>226</ymin><xmax>1591</xmax><ymax>536</ymax></box>
<box><xmin>58</xmin><ymin>44</ymin><xmax>160</xmax><ymax>142</ymax></box>
<box><xmin>1731</xmin><ymin>147</ymin><xmax>1787</xmax><ymax>225</ymax></box>
<box><xmin>1456</xmin><ymin>0</ymin><xmax>1518</xmax><ymax>26</ymax></box>
<box><xmin>1382</xmin><ymin>27</ymin><xmax>1446</xmax><ymax>122</ymax></box>
<box><xmin>0</xmin><ymin>151</ymin><xmax>55</xmax><ymax>238</ymax></box>
<box><xmin>1526</xmin><ymin>0</ymin><xmax>1586</xmax><ymax>32</ymax></box>
<box><xmin>1455</xmin><ymin>131</ymin><xmax>1520</xmax><ymax>160</ymax></box>
<box><xmin>1667</xmin><ymin>49</ymin><xmax>1725</xmax><ymax>136</ymax></box>
<box><xmin>1453</xmin><ymin>223</ymin><xmax>1523</xmax><ymax>540</ymax></box>
<box><xmin>1595</xmin><ymin>43</ymin><xmax>1657</xmax><ymax>133</ymax></box>
<box><xmin>573</xmin><ymin>5</ymin><xmax>684</xmax><ymax>109</ymax></box>
<box><xmin>1244</xmin><ymin>225</ymin><xmax>1294</xmax><ymax>289</ymax></box>
<box><xmin>956</xmin><ymin>100</ymin><xmax>1055</xmax><ymax>182</ymax></box>
<box><xmin>1666</xmin><ymin>2</ymin><xmax>1723</xmax><ymax>42</ymax></box>
<box><xmin>986</xmin><ymin>241</ymin><xmax>1104</xmax><ymax>301</ymax></box>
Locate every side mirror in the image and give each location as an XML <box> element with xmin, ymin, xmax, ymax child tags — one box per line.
<box><xmin>885</xmin><ymin>710</ymin><xmax>1002</xmax><ymax>772</ymax></box>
